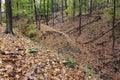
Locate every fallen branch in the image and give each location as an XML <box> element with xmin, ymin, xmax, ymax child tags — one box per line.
<box><xmin>77</xmin><ymin>28</ymin><xmax>112</xmax><ymax>44</ymax></box>
<box><xmin>67</xmin><ymin>16</ymin><xmax>101</xmax><ymax>34</ymax></box>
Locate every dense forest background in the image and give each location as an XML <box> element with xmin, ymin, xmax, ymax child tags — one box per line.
<box><xmin>0</xmin><ymin>0</ymin><xmax>120</xmax><ymax>80</ymax></box>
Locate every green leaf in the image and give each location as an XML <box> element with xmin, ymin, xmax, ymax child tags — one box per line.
<box><xmin>25</xmin><ymin>47</ymin><xmax>38</xmax><ymax>54</ymax></box>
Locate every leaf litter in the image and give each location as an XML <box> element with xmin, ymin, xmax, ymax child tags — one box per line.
<box><xmin>0</xmin><ymin>32</ymin><xmax>99</xmax><ymax>80</ymax></box>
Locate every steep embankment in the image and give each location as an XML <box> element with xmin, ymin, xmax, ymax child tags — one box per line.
<box><xmin>35</xmin><ymin>24</ymin><xmax>81</xmax><ymax>57</ymax></box>
<box><xmin>0</xmin><ymin>27</ymin><xmax>100</xmax><ymax>80</ymax></box>
<box><xmin>47</xmin><ymin>13</ymin><xmax>120</xmax><ymax>80</ymax></box>
<box><xmin>2</xmin><ymin>12</ymin><xmax>119</xmax><ymax>80</ymax></box>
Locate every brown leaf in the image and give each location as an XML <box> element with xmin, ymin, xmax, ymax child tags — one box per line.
<box><xmin>5</xmin><ymin>65</ymin><xmax>13</xmax><ymax>70</ymax></box>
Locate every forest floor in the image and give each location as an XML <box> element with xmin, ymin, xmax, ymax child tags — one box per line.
<box><xmin>43</xmin><ymin>12</ymin><xmax>120</xmax><ymax>80</ymax></box>
<box><xmin>0</xmin><ymin>27</ymin><xmax>99</xmax><ymax>80</ymax></box>
<box><xmin>0</xmin><ymin>12</ymin><xmax>120</xmax><ymax>80</ymax></box>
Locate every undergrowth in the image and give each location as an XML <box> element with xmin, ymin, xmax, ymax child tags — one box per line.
<box><xmin>65</xmin><ymin>58</ymin><xmax>79</xmax><ymax>68</ymax></box>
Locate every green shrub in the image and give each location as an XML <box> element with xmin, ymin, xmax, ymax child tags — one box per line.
<box><xmin>104</xmin><ymin>0</ymin><xmax>120</xmax><ymax>18</ymax></box>
<box><xmin>105</xmin><ymin>7</ymin><xmax>113</xmax><ymax>17</ymax></box>
<box><xmin>24</xmin><ymin>24</ymin><xmax>37</xmax><ymax>39</ymax></box>
<box><xmin>2</xmin><ymin>13</ymin><xmax>6</xmax><ymax>23</ymax></box>
<box><xmin>82</xmin><ymin>65</ymin><xmax>97</xmax><ymax>77</ymax></box>
<box><xmin>28</xmin><ymin>30</ymin><xmax>37</xmax><ymax>38</ymax></box>
<box><xmin>65</xmin><ymin>58</ymin><xmax>78</xmax><ymax>68</ymax></box>
<box><xmin>24</xmin><ymin>24</ymin><xmax>33</xmax><ymax>28</ymax></box>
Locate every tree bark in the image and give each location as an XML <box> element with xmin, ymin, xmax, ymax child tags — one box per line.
<box><xmin>112</xmin><ymin>0</ymin><xmax>116</xmax><ymax>56</ymax></box>
<box><xmin>33</xmin><ymin>0</ymin><xmax>38</xmax><ymax>26</ymax></box>
<box><xmin>0</xmin><ymin>0</ymin><xmax>2</xmax><ymax>25</ymax></box>
<box><xmin>78</xmin><ymin>0</ymin><xmax>82</xmax><ymax>35</ymax></box>
<box><xmin>46</xmin><ymin>0</ymin><xmax>49</xmax><ymax>25</ymax></box>
<box><xmin>73</xmin><ymin>0</ymin><xmax>76</xmax><ymax>20</ymax></box>
<box><xmin>89</xmin><ymin>0</ymin><xmax>93</xmax><ymax>17</ymax></box>
<box><xmin>65</xmin><ymin>0</ymin><xmax>67</xmax><ymax>9</ymax></box>
<box><xmin>16</xmin><ymin>0</ymin><xmax>19</xmax><ymax>20</ymax></box>
<box><xmin>64</xmin><ymin>0</ymin><xmax>68</xmax><ymax>16</ymax></box>
<box><xmin>61</xmin><ymin>0</ymin><xmax>64</xmax><ymax>22</ymax></box>
<box><xmin>51</xmin><ymin>0</ymin><xmax>54</xmax><ymax>26</ymax></box>
<box><xmin>5</xmin><ymin>0</ymin><xmax>14</xmax><ymax>34</ymax></box>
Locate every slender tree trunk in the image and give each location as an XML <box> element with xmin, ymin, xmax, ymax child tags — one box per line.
<box><xmin>73</xmin><ymin>0</ymin><xmax>75</xmax><ymax>20</ymax></box>
<box><xmin>106</xmin><ymin>0</ymin><xmax>109</xmax><ymax>7</ymax></box>
<box><xmin>0</xmin><ymin>0</ymin><xmax>1</xmax><ymax>25</ymax></box>
<box><xmin>112</xmin><ymin>0</ymin><xmax>116</xmax><ymax>56</ymax></box>
<box><xmin>33</xmin><ymin>0</ymin><xmax>38</xmax><ymax>26</ymax></box>
<box><xmin>65</xmin><ymin>0</ymin><xmax>68</xmax><ymax>16</ymax></box>
<box><xmin>5</xmin><ymin>0</ymin><xmax>14</xmax><ymax>34</ymax></box>
<box><xmin>61</xmin><ymin>0</ymin><xmax>64</xmax><ymax>22</ymax></box>
<box><xmin>78</xmin><ymin>0</ymin><xmax>82</xmax><ymax>35</ymax></box>
<box><xmin>56</xmin><ymin>0</ymin><xmax>59</xmax><ymax>11</ymax></box>
<box><xmin>89</xmin><ymin>0</ymin><xmax>93</xmax><ymax>16</ymax></box>
<box><xmin>46</xmin><ymin>0</ymin><xmax>49</xmax><ymax>25</ymax></box>
<box><xmin>51</xmin><ymin>0</ymin><xmax>54</xmax><ymax>26</ymax></box>
<box><xmin>64</xmin><ymin>0</ymin><xmax>67</xmax><ymax>9</ymax></box>
<box><xmin>16</xmin><ymin>1</ymin><xmax>19</xmax><ymax>20</ymax></box>
<box><xmin>43</xmin><ymin>0</ymin><xmax>46</xmax><ymax>22</ymax></box>
<box><xmin>84</xmin><ymin>0</ymin><xmax>87</xmax><ymax>13</ymax></box>
<box><xmin>38</xmin><ymin>0</ymin><xmax>41</xmax><ymax>30</ymax></box>
<box><xmin>40</xmin><ymin>0</ymin><xmax>42</xmax><ymax>18</ymax></box>
<box><xmin>43</xmin><ymin>0</ymin><xmax>47</xmax><ymax>24</ymax></box>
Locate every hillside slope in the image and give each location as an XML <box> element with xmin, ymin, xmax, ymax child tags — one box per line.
<box><xmin>0</xmin><ymin>27</ymin><xmax>99</xmax><ymax>80</ymax></box>
<box><xmin>48</xmin><ymin>13</ymin><xmax>120</xmax><ymax>80</ymax></box>
<box><xmin>10</xmin><ymin>13</ymin><xmax>120</xmax><ymax>80</ymax></box>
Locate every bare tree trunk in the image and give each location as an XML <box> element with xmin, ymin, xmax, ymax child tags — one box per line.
<box><xmin>46</xmin><ymin>0</ymin><xmax>49</xmax><ymax>25</ymax></box>
<box><xmin>38</xmin><ymin>0</ymin><xmax>41</xmax><ymax>30</ymax></box>
<box><xmin>64</xmin><ymin>0</ymin><xmax>67</xmax><ymax>9</ymax></box>
<box><xmin>5</xmin><ymin>0</ymin><xmax>14</xmax><ymax>34</ymax></box>
<box><xmin>33</xmin><ymin>0</ymin><xmax>38</xmax><ymax>26</ymax></box>
<box><xmin>64</xmin><ymin>0</ymin><xmax>68</xmax><ymax>16</ymax></box>
<box><xmin>0</xmin><ymin>0</ymin><xmax>1</xmax><ymax>25</ymax></box>
<box><xmin>61</xmin><ymin>0</ymin><xmax>64</xmax><ymax>22</ymax></box>
<box><xmin>43</xmin><ymin>0</ymin><xmax>46</xmax><ymax>23</ymax></box>
<box><xmin>84</xmin><ymin>0</ymin><xmax>87</xmax><ymax>13</ymax></box>
<box><xmin>89</xmin><ymin>0</ymin><xmax>93</xmax><ymax>17</ymax></box>
<box><xmin>51</xmin><ymin>0</ymin><xmax>54</xmax><ymax>26</ymax></box>
<box><xmin>73</xmin><ymin>0</ymin><xmax>75</xmax><ymax>20</ymax></box>
<box><xmin>16</xmin><ymin>1</ymin><xmax>19</xmax><ymax>20</ymax></box>
<box><xmin>78</xmin><ymin>0</ymin><xmax>82</xmax><ymax>35</ymax></box>
<box><xmin>112</xmin><ymin>0</ymin><xmax>116</xmax><ymax>56</ymax></box>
